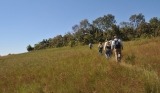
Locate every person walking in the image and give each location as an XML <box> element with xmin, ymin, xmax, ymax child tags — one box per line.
<box><xmin>98</xmin><ymin>42</ymin><xmax>103</xmax><ymax>55</ymax></box>
<box><xmin>89</xmin><ymin>43</ymin><xmax>92</xmax><ymax>49</ymax></box>
<box><xmin>111</xmin><ymin>36</ymin><xmax>123</xmax><ymax>62</ymax></box>
<box><xmin>104</xmin><ymin>39</ymin><xmax>112</xmax><ymax>58</ymax></box>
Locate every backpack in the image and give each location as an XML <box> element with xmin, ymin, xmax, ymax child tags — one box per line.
<box><xmin>89</xmin><ymin>43</ymin><xmax>92</xmax><ymax>47</ymax></box>
<box><xmin>115</xmin><ymin>40</ymin><xmax>121</xmax><ymax>49</ymax></box>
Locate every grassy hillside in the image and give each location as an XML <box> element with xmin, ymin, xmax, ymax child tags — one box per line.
<box><xmin>0</xmin><ymin>37</ymin><xmax>160</xmax><ymax>93</ymax></box>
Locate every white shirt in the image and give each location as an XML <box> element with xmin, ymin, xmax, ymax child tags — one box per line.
<box><xmin>111</xmin><ymin>39</ymin><xmax>123</xmax><ymax>50</ymax></box>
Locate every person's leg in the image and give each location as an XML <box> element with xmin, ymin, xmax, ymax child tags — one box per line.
<box><xmin>106</xmin><ymin>53</ymin><xmax>109</xmax><ymax>58</ymax></box>
<box><xmin>99</xmin><ymin>49</ymin><xmax>102</xmax><ymax>55</ymax></box>
<box><xmin>105</xmin><ymin>53</ymin><xmax>108</xmax><ymax>58</ymax></box>
<box><xmin>115</xmin><ymin>49</ymin><xmax>118</xmax><ymax>62</ymax></box>
<box><xmin>109</xmin><ymin>50</ymin><xmax>112</xmax><ymax>58</ymax></box>
<box><xmin>105</xmin><ymin>51</ymin><xmax>108</xmax><ymax>58</ymax></box>
<box><xmin>110</xmin><ymin>50</ymin><xmax>112</xmax><ymax>56</ymax></box>
<box><xmin>117</xmin><ymin>49</ymin><xmax>121</xmax><ymax>62</ymax></box>
<box><xmin>100</xmin><ymin>49</ymin><xmax>102</xmax><ymax>55</ymax></box>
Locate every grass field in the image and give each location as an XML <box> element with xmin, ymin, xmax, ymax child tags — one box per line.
<box><xmin>0</xmin><ymin>37</ymin><xmax>160</xmax><ymax>93</ymax></box>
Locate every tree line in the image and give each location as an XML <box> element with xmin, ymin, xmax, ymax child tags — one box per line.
<box><xmin>27</xmin><ymin>13</ymin><xmax>160</xmax><ymax>51</ymax></box>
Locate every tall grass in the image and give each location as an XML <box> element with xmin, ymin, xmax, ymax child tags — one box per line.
<box><xmin>0</xmin><ymin>37</ymin><xmax>160</xmax><ymax>93</ymax></box>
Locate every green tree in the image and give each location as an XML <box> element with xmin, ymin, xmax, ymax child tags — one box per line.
<box><xmin>92</xmin><ymin>18</ymin><xmax>103</xmax><ymax>42</ymax></box>
<box><xmin>93</xmin><ymin>14</ymin><xmax>116</xmax><ymax>40</ymax></box>
<box><xmin>26</xmin><ymin>44</ymin><xmax>34</xmax><ymax>51</ymax></box>
<box><xmin>52</xmin><ymin>35</ymin><xmax>63</xmax><ymax>47</ymax></box>
<box><xmin>101</xmin><ymin>14</ymin><xmax>116</xmax><ymax>32</ymax></box>
<box><xmin>119</xmin><ymin>21</ymin><xmax>134</xmax><ymax>40</ymax></box>
<box><xmin>149</xmin><ymin>17</ymin><xmax>160</xmax><ymax>37</ymax></box>
<box><xmin>136</xmin><ymin>22</ymin><xmax>151</xmax><ymax>38</ymax></box>
<box><xmin>129</xmin><ymin>13</ymin><xmax>145</xmax><ymax>29</ymax></box>
<box><xmin>63</xmin><ymin>32</ymin><xmax>74</xmax><ymax>46</ymax></box>
<box><xmin>79</xmin><ymin>19</ymin><xmax>98</xmax><ymax>44</ymax></box>
<box><xmin>79</xmin><ymin>19</ymin><xmax>90</xmax><ymax>30</ymax></box>
<box><xmin>129</xmin><ymin>13</ymin><xmax>145</xmax><ymax>38</ymax></box>
<box><xmin>72</xmin><ymin>24</ymin><xmax>81</xmax><ymax>41</ymax></box>
<box><xmin>34</xmin><ymin>44</ymin><xmax>40</xmax><ymax>50</ymax></box>
<box><xmin>48</xmin><ymin>38</ymin><xmax>54</xmax><ymax>48</ymax></box>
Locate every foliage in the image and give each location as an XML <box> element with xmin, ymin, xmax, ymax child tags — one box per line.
<box><xmin>26</xmin><ymin>44</ymin><xmax>34</xmax><ymax>51</ymax></box>
<box><xmin>27</xmin><ymin>13</ymin><xmax>160</xmax><ymax>51</ymax></box>
<box><xmin>149</xmin><ymin>17</ymin><xmax>160</xmax><ymax>37</ymax></box>
<box><xmin>129</xmin><ymin>13</ymin><xmax>145</xmax><ymax>29</ymax></box>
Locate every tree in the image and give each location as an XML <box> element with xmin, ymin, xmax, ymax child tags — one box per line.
<box><xmin>129</xmin><ymin>13</ymin><xmax>145</xmax><ymax>29</ymax></box>
<box><xmin>52</xmin><ymin>35</ymin><xmax>63</xmax><ymax>47</ymax></box>
<box><xmin>79</xmin><ymin>19</ymin><xmax>90</xmax><ymax>30</ymax></box>
<box><xmin>48</xmin><ymin>38</ymin><xmax>54</xmax><ymax>48</ymax></box>
<box><xmin>101</xmin><ymin>14</ymin><xmax>116</xmax><ymax>32</ymax></box>
<box><xmin>34</xmin><ymin>44</ymin><xmax>41</xmax><ymax>50</ymax></box>
<box><xmin>26</xmin><ymin>44</ymin><xmax>34</xmax><ymax>51</ymax></box>
<box><xmin>63</xmin><ymin>32</ymin><xmax>74</xmax><ymax>46</ymax></box>
<box><xmin>92</xmin><ymin>17</ymin><xmax>103</xmax><ymax>30</ymax></box>
<box><xmin>157</xmin><ymin>25</ymin><xmax>160</xmax><ymax>36</ymax></box>
<box><xmin>72</xmin><ymin>24</ymin><xmax>80</xmax><ymax>40</ymax></box>
<box><xmin>69</xmin><ymin>40</ymin><xmax>75</xmax><ymax>47</ymax></box>
<box><xmin>93</xmin><ymin>14</ymin><xmax>116</xmax><ymax>40</ymax></box>
<box><xmin>72</xmin><ymin>19</ymin><xmax>93</xmax><ymax>45</ymax></box>
<box><xmin>129</xmin><ymin>13</ymin><xmax>145</xmax><ymax>38</ymax></box>
<box><xmin>79</xmin><ymin>19</ymin><xmax>92</xmax><ymax>44</ymax></box>
<box><xmin>149</xmin><ymin>17</ymin><xmax>160</xmax><ymax>37</ymax></box>
<box><xmin>120</xmin><ymin>21</ymin><xmax>133</xmax><ymax>28</ymax></box>
<box><xmin>72</xmin><ymin>24</ymin><xmax>79</xmax><ymax>33</ymax></box>
<box><xmin>119</xmin><ymin>21</ymin><xmax>134</xmax><ymax>40</ymax></box>
<box><xmin>26</xmin><ymin>13</ymin><xmax>160</xmax><ymax>51</ymax></box>
<box><xmin>136</xmin><ymin>22</ymin><xmax>151</xmax><ymax>38</ymax></box>
<box><xmin>92</xmin><ymin>17</ymin><xmax>104</xmax><ymax>41</ymax></box>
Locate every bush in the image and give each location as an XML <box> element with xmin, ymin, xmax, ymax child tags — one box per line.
<box><xmin>26</xmin><ymin>44</ymin><xmax>34</xmax><ymax>51</ymax></box>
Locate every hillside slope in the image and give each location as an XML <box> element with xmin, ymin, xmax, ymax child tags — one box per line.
<box><xmin>0</xmin><ymin>37</ymin><xmax>160</xmax><ymax>93</ymax></box>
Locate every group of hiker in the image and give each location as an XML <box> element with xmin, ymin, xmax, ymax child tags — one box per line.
<box><xmin>89</xmin><ymin>35</ymin><xmax>123</xmax><ymax>62</ymax></box>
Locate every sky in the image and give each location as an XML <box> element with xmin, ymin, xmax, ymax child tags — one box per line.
<box><xmin>0</xmin><ymin>0</ymin><xmax>160</xmax><ymax>56</ymax></box>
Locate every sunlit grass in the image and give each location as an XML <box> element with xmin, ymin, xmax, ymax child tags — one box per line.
<box><xmin>0</xmin><ymin>37</ymin><xmax>160</xmax><ymax>93</ymax></box>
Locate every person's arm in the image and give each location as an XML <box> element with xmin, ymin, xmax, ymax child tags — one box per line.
<box><xmin>104</xmin><ymin>42</ymin><xmax>106</xmax><ymax>50</ymax></box>
<box><xmin>111</xmin><ymin>41</ymin><xmax>114</xmax><ymax>50</ymax></box>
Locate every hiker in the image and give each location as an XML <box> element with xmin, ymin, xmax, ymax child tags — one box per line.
<box><xmin>89</xmin><ymin>43</ymin><xmax>92</xmax><ymax>49</ymax></box>
<box><xmin>111</xmin><ymin>36</ymin><xmax>123</xmax><ymax>62</ymax></box>
<box><xmin>104</xmin><ymin>39</ymin><xmax>112</xmax><ymax>58</ymax></box>
<box><xmin>109</xmin><ymin>38</ymin><xmax>113</xmax><ymax>55</ymax></box>
<box><xmin>98</xmin><ymin>42</ymin><xmax>103</xmax><ymax>55</ymax></box>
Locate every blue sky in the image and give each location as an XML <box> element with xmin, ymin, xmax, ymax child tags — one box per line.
<box><xmin>0</xmin><ymin>0</ymin><xmax>159</xmax><ymax>56</ymax></box>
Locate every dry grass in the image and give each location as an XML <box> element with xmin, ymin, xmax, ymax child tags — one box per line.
<box><xmin>0</xmin><ymin>37</ymin><xmax>160</xmax><ymax>93</ymax></box>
